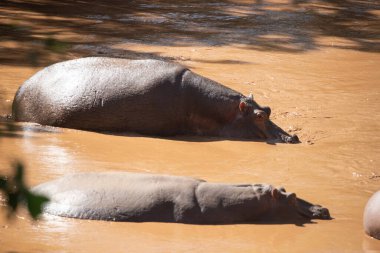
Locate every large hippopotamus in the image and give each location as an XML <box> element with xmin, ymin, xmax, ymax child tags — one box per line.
<box><xmin>32</xmin><ymin>172</ymin><xmax>330</xmax><ymax>224</ymax></box>
<box><xmin>364</xmin><ymin>191</ymin><xmax>380</xmax><ymax>239</ymax></box>
<box><xmin>13</xmin><ymin>57</ymin><xmax>298</xmax><ymax>143</ymax></box>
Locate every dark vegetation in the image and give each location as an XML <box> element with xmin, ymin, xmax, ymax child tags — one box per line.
<box><xmin>0</xmin><ymin>120</ymin><xmax>49</xmax><ymax>220</ymax></box>
<box><xmin>0</xmin><ymin>0</ymin><xmax>379</xmax><ymax>67</ymax></box>
<box><xmin>0</xmin><ymin>161</ymin><xmax>49</xmax><ymax>219</ymax></box>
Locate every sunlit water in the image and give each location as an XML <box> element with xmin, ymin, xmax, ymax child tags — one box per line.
<box><xmin>1</xmin><ymin>0</ymin><xmax>380</xmax><ymax>252</ymax></box>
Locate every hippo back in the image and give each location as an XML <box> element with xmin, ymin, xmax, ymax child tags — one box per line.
<box><xmin>13</xmin><ymin>57</ymin><xmax>188</xmax><ymax>134</ymax></box>
<box><xmin>364</xmin><ymin>191</ymin><xmax>380</xmax><ymax>239</ymax></box>
<box><xmin>32</xmin><ymin>172</ymin><xmax>203</xmax><ymax>222</ymax></box>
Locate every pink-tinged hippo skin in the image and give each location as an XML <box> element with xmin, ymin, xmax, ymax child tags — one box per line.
<box><xmin>12</xmin><ymin>57</ymin><xmax>298</xmax><ymax>143</ymax></box>
<box><xmin>32</xmin><ymin>172</ymin><xmax>330</xmax><ymax>224</ymax></box>
<box><xmin>364</xmin><ymin>191</ymin><xmax>380</xmax><ymax>239</ymax></box>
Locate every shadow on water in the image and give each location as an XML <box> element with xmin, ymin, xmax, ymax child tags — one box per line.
<box><xmin>98</xmin><ymin>121</ymin><xmax>298</xmax><ymax>145</ymax></box>
<box><xmin>0</xmin><ymin>117</ymin><xmax>293</xmax><ymax>144</ymax></box>
<box><xmin>125</xmin><ymin>216</ymin><xmax>322</xmax><ymax>226</ymax></box>
<box><xmin>100</xmin><ymin>131</ymin><xmax>284</xmax><ymax>144</ymax></box>
<box><xmin>0</xmin><ymin>117</ymin><xmax>62</xmax><ymax>139</ymax></box>
<box><xmin>0</xmin><ymin>0</ymin><xmax>379</xmax><ymax>67</ymax></box>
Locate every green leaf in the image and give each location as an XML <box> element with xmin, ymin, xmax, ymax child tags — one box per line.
<box><xmin>0</xmin><ymin>161</ymin><xmax>50</xmax><ymax>219</ymax></box>
<box><xmin>25</xmin><ymin>191</ymin><xmax>50</xmax><ymax>219</ymax></box>
<box><xmin>14</xmin><ymin>162</ymin><xmax>24</xmax><ymax>184</ymax></box>
<box><xmin>7</xmin><ymin>192</ymin><xmax>20</xmax><ymax>211</ymax></box>
<box><xmin>0</xmin><ymin>177</ymin><xmax>7</xmax><ymax>190</ymax></box>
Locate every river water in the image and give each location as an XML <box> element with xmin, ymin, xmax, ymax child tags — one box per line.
<box><xmin>1</xmin><ymin>0</ymin><xmax>379</xmax><ymax>252</ymax></box>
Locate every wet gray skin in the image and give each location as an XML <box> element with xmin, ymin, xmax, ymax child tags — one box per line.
<box><xmin>363</xmin><ymin>191</ymin><xmax>380</xmax><ymax>239</ymax></box>
<box><xmin>32</xmin><ymin>172</ymin><xmax>330</xmax><ymax>224</ymax></box>
<box><xmin>12</xmin><ymin>57</ymin><xmax>298</xmax><ymax>143</ymax></box>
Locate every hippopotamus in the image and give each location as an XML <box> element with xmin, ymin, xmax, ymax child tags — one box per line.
<box><xmin>32</xmin><ymin>172</ymin><xmax>330</xmax><ymax>224</ymax></box>
<box><xmin>364</xmin><ymin>191</ymin><xmax>380</xmax><ymax>239</ymax></box>
<box><xmin>12</xmin><ymin>57</ymin><xmax>298</xmax><ymax>143</ymax></box>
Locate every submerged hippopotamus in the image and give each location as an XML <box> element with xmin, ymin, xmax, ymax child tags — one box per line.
<box><xmin>32</xmin><ymin>172</ymin><xmax>330</xmax><ymax>224</ymax></box>
<box><xmin>13</xmin><ymin>57</ymin><xmax>298</xmax><ymax>143</ymax></box>
<box><xmin>364</xmin><ymin>191</ymin><xmax>380</xmax><ymax>239</ymax></box>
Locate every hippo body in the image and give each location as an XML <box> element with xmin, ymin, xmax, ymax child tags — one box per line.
<box><xmin>32</xmin><ymin>172</ymin><xmax>330</xmax><ymax>224</ymax></box>
<box><xmin>13</xmin><ymin>57</ymin><xmax>297</xmax><ymax>142</ymax></box>
<box><xmin>364</xmin><ymin>191</ymin><xmax>380</xmax><ymax>239</ymax></box>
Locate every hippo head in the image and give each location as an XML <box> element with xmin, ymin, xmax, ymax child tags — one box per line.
<box><xmin>270</xmin><ymin>187</ymin><xmax>331</xmax><ymax>220</ymax></box>
<box><xmin>238</xmin><ymin>94</ymin><xmax>299</xmax><ymax>143</ymax></box>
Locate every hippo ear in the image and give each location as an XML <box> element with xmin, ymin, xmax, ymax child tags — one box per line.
<box><xmin>271</xmin><ymin>188</ymin><xmax>280</xmax><ymax>199</ymax></box>
<box><xmin>239</xmin><ymin>101</ymin><xmax>247</xmax><ymax>112</ymax></box>
<box><xmin>248</xmin><ymin>93</ymin><xmax>254</xmax><ymax>100</ymax></box>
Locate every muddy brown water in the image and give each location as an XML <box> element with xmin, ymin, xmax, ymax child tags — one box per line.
<box><xmin>1</xmin><ymin>0</ymin><xmax>380</xmax><ymax>252</ymax></box>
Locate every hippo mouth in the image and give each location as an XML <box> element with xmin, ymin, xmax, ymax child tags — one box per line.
<box><xmin>254</xmin><ymin>119</ymin><xmax>300</xmax><ymax>144</ymax></box>
<box><xmin>269</xmin><ymin>123</ymin><xmax>299</xmax><ymax>143</ymax></box>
